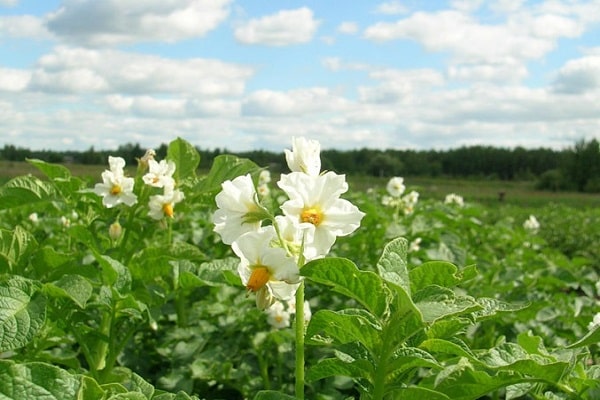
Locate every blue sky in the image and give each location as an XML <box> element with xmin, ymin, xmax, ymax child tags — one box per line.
<box><xmin>1</xmin><ymin>0</ymin><xmax>600</xmax><ymax>152</ymax></box>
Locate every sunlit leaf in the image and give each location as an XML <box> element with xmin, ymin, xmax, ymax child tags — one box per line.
<box><xmin>0</xmin><ymin>277</ymin><xmax>46</xmax><ymax>352</ymax></box>
<box><xmin>302</xmin><ymin>257</ymin><xmax>390</xmax><ymax>318</ymax></box>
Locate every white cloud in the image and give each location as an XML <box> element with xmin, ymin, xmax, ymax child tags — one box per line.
<box><xmin>364</xmin><ymin>10</ymin><xmax>558</xmax><ymax>64</ymax></box>
<box><xmin>373</xmin><ymin>1</ymin><xmax>408</xmax><ymax>15</ymax></box>
<box><xmin>45</xmin><ymin>0</ymin><xmax>231</xmax><ymax>46</ymax></box>
<box><xmin>234</xmin><ymin>7</ymin><xmax>319</xmax><ymax>46</ymax></box>
<box><xmin>242</xmin><ymin>87</ymin><xmax>349</xmax><ymax>116</ymax></box>
<box><xmin>448</xmin><ymin>62</ymin><xmax>528</xmax><ymax>83</ymax></box>
<box><xmin>0</xmin><ymin>0</ymin><xmax>18</xmax><ymax>7</ymax></box>
<box><xmin>0</xmin><ymin>14</ymin><xmax>51</xmax><ymax>39</ymax></box>
<box><xmin>0</xmin><ymin>68</ymin><xmax>30</xmax><ymax>91</ymax></box>
<box><xmin>28</xmin><ymin>47</ymin><xmax>254</xmax><ymax>96</ymax></box>
<box><xmin>358</xmin><ymin>68</ymin><xmax>444</xmax><ymax>103</ymax></box>
<box><xmin>337</xmin><ymin>21</ymin><xmax>358</xmax><ymax>35</ymax></box>
<box><xmin>553</xmin><ymin>55</ymin><xmax>600</xmax><ymax>94</ymax></box>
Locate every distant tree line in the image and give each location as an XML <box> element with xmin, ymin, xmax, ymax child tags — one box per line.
<box><xmin>1</xmin><ymin>138</ymin><xmax>599</xmax><ymax>192</ymax></box>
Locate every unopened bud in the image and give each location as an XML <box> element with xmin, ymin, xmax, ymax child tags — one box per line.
<box><xmin>109</xmin><ymin>221</ymin><xmax>122</xmax><ymax>241</ymax></box>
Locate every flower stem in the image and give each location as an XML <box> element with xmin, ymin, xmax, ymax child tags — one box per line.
<box><xmin>295</xmin><ymin>280</ymin><xmax>305</xmax><ymax>399</ymax></box>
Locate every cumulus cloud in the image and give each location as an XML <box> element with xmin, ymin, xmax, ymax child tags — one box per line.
<box><xmin>45</xmin><ymin>0</ymin><xmax>231</xmax><ymax>46</ymax></box>
<box><xmin>0</xmin><ymin>14</ymin><xmax>52</xmax><ymax>39</ymax></box>
<box><xmin>0</xmin><ymin>68</ymin><xmax>31</xmax><ymax>91</ymax></box>
<box><xmin>28</xmin><ymin>46</ymin><xmax>254</xmax><ymax>96</ymax></box>
<box><xmin>373</xmin><ymin>1</ymin><xmax>408</xmax><ymax>15</ymax></box>
<box><xmin>242</xmin><ymin>87</ymin><xmax>348</xmax><ymax>116</ymax></box>
<box><xmin>553</xmin><ymin>55</ymin><xmax>600</xmax><ymax>94</ymax></box>
<box><xmin>337</xmin><ymin>21</ymin><xmax>359</xmax><ymax>35</ymax></box>
<box><xmin>0</xmin><ymin>0</ymin><xmax>18</xmax><ymax>7</ymax></box>
<box><xmin>234</xmin><ymin>7</ymin><xmax>319</xmax><ymax>46</ymax></box>
<box><xmin>358</xmin><ymin>68</ymin><xmax>444</xmax><ymax>103</ymax></box>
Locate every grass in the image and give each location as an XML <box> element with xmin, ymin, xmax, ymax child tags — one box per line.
<box><xmin>2</xmin><ymin>160</ymin><xmax>599</xmax><ymax>209</ymax></box>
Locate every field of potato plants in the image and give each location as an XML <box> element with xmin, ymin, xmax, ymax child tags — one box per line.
<box><xmin>0</xmin><ymin>137</ymin><xmax>599</xmax><ymax>400</ymax></box>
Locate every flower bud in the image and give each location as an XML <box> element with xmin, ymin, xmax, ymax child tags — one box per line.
<box><xmin>109</xmin><ymin>221</ymin><xmax>122</xmax><ymax>241</ymax></box>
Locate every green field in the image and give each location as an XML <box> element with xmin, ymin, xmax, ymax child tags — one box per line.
<box><xmin>1</xmin><ymin>140</ymin><xmax>599</xmax><ymax>399</ymax></box>
<box><xmin>3</xmin><ymin>160</ymin><xmax>599</xmax><ymax>208</ymax></box>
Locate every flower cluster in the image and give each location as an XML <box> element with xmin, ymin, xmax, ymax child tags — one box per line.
<box><xmin>213</xmin><ymin>137</ymin><xmax>365</xmax><ymax>309</ymax></box>
<box><xmin>381</xmin><ymin>176</ymin><xmax>420</xmax><ymax>215</ymax></box>
<box><xmin>444</xmin><ymin>193</ymin><xmax>465</xmax><ymax>207</ymax></box>
<box><xmin>265</xmin><ymin>298</ymin><xmax>312</xmax><ymax>329</ymax></box>
<box><xmin>523</xmin><ymin>214</ymin><xmax>540</xmax><ymax>234</ymax></box>
<box><xmin>143</xmin><ymin>157</ymin><xmax>184</xmax><ymax>220</ymax></box>
<box><xmin>94</xmin><ymin>152</ymin><xmax>185</xmax><ymax>221</ymax></box>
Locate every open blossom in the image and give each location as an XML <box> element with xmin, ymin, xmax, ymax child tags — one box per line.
<box><xmin>444</xmin><ymin>193</ymin><xmax>464</xmax><ymax>207</ymax></box>
<box><xmin>232</xmin><ymin>227</ymin><xmax>300</xmax><ymax>307</ymax></box>
<box><xmin>93</xmin><ymin>156</ymin><xmax>137</xmax><ymax>208</ymax></box>
<box><xmin>213</xmin><ymin>174</ymin><xmax>262</xmax><ymax>245</ymax></box>
<box><xmin>386</xmin><ymin>177</ymin><xmax>406</xmax><ymax>197</ymax></box>
<box><xmin>143</xmin><ymin>159</ymin><xmax>176</xmax><ymax>189</ymax></box>
<box><xmin>278</xmin><ymin>171</ymin><xmax>365</xmax><ymax>257</ymax></box>
<box><xmin>148</xmin><ymin>188</ymin><xmax>185</xmax><ymax>220</ymax></box>
<box><xmin>284</xmin><ymin>137</ymin><xmax>321</xmax><ymax>176</ymax></box>
<box><xmin>266</xmin><ymin>301</ymin><xmax>291</xmax><ymax>329</ymax></box>
<box><xmin>523</xmin><ymin>215</ymin><xmax>540</xmax><ymax>233</ymax></box>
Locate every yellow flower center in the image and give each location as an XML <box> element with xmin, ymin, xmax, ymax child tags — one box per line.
<box><xmin>163</xmin><ymin>203</ymin><xmax>174</xmax><ymax>218</ymax></box>
<box><xmin>246</xmin><ymin>266</ymin><xmax>271</xmax><ymax>292</ymax></box>
<box><xmin>110</xmin><ymin>184</ymin><xmax>122</xmax><ymax>195</ymax></box>
<box><xmin>301</xmin><ymin>206</ymin><xmax>323</xmax><ymax>226</ymax></box>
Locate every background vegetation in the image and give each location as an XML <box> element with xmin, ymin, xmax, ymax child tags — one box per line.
<box><xmin>2</xmin><ymin>138</ymin><xmax>599</xmax><ymax>192</ymax></box>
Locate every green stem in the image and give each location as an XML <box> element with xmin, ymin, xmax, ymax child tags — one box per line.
<box><xmin>372</xmin><ymin>327</ymin><xmax>393</xmax><ymax>400</ymax></box>
<box><xmin>295</xmin><ymin>281</ymin><xmax>305</xmax><ymax>399</ymax></box>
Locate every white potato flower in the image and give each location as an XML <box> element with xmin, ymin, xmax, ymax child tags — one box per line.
<box><xmin>523</xmin><ymin>215</ymin><xmax>540</xmax><ymax>233</ymax></box>
<box><xmin>444</xmin><ymin>193</ymin><xmax>464</xmax><ymax>207</ymax></box>
<box><xmin>278</xmin><ymin>171</ymin><xmax>365</xmax><ymax>257</ymax></box>
<box><xmin>232</xmin><ymin>227</ymin><xmax>300</xmax><ymax>304</ymax></box>
<box><xmin>148</xmin><ymin>188</ymin><xmax>185</xmax><ymax>220</ymax></box>
<box><xmin>265</xmin><ymin>301</ymin><xmax>291</xmax><ymax>329</ymax></box>
<box><xmin>386</xmin><ymin>177</ymin><xmax>406</xmax><ymax>197</ymax></box>
<box><xmin>93</xmin><ymin>156</ymin><xmax>137</xmax><ymax>208</ymax></box>
<box><xmin>284</xmin><ymin>137</ymin><xmax>321</xmax><ymax>176</ymax></box>
<box><xmin>213</xmin><ymin>174</ymin><xmax>262</xmax><ymax>245</ymax></box>
<box><xmin>143</xmin><ymin>159</ymin><xmax>176</xmax><ymax>189</ymax></box>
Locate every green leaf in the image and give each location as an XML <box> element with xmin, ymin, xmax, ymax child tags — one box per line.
<box><xmin>0</xmin><ymin>226</ymin><xmax>37</xmax><ymax>273</ymax></box>
<box><xmin>301</xmin><ymin>257</ymin><xmax>390</xmax><ymax>318</ymax></box>
<box><xmin>167</xmin><ymin>137</ymin><xmax>200</xmax><ymax>187</ymax></box>
<box><xmin>306</xmin><ymin>357</ymin><xmax>373</xmax><ymax>382</ymax></box>
<box><xmin>433</xmin><ymin>369</ymin><xmax>527</xmax><ymax>400</ymax></box>
<box><xmin>386</xmin><ymin>347</ymin><xmax>443</xmax><ymax>381</ymax></box>
<box><xmin>96</xmin><ymin>254</ymin><xmax>132</xmax><ymax>293</ymax></box>
<box><xmin>305</xmin><ymin>309</ymin><xmax>382</xmax><ymax>351</ymax></box>
<box><xmin>387</xmin><ymin>386</ymin><xmax>450</xmax><ymax>400</ymax></box>
<box><xmin>567</xmin><ymin>325</ymin><xmax>600</xmax><ymax>349</ymax></box>
<box><xmin>0</xmin><ymin>360</ymin><xmax>81</xmax><ymax>399</ymax></box>
<box><xmin>199</xmin><ymin>154</ymin><xmax>260</xmax><ymax>195</ymax></box>
<box><xmin>0</xmin><ymin>175</ymin><xmax>55</xmax><ymax>210</ymax></box>
<box><xmin>414</xmin><ymin>288</ymin><xmax>482</xmax><ymax>323</ymax></box>
<box><xmin>376</xmin><ymin>237</ymin><xmax>410</xmax><ymax>295</ymax></box>
<box><xmin>0</xmin><ymin>276</ymin><xmax>46</xmax><ymax>352</ymax></box>
<box><xmin>409</xmin><ymin>261</ymin><xmax>462</xmax><ymax>293</ymax></box>
<box><xmin>472</xmin><ymin>297</ymin><xmax>529</xmax><ymax>320</ymax></box>
<box><xmin>27</xmin><ymin>158</ymin><xmax>71</xmax><ymax>180</ymax></box>
<box><xmin>254</xmin><ymin>390</ymin><xmax>297</xmax><ymax>400</ymax></box>
<box><xmin>44</xmin><ymin>274</ymin><xmax>93</xmax><ymax>308</ymax></box>
<box><xmin>420</xmin><ymin>338</ymin><xmax>477</xmax><ymax>359</ymax></box>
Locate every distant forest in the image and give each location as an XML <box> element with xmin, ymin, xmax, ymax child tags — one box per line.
<box><xmin>2</xmin><ymin>138</ymin><xmax>599</xmax><ymax>193</ymax></box>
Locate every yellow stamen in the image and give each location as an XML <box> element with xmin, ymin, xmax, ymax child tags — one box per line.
<box><xmin>246</xmin><ymin>266</ymin><xmax>271</xmax><ymax>292</ymax></box>
<box><xmin>301</xmin><ymin>206</ymin><xmax>323</xmax><ymax>226</ymax></box>
<box><xmin>162</xmin><ymin>203</ymin><xmax>174</xmax><ymax>218</ymax></box>
<box><xmin>110</xmin><ymin>184</ymin><xmax>122</xmax><ymax>195</ymax></box>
